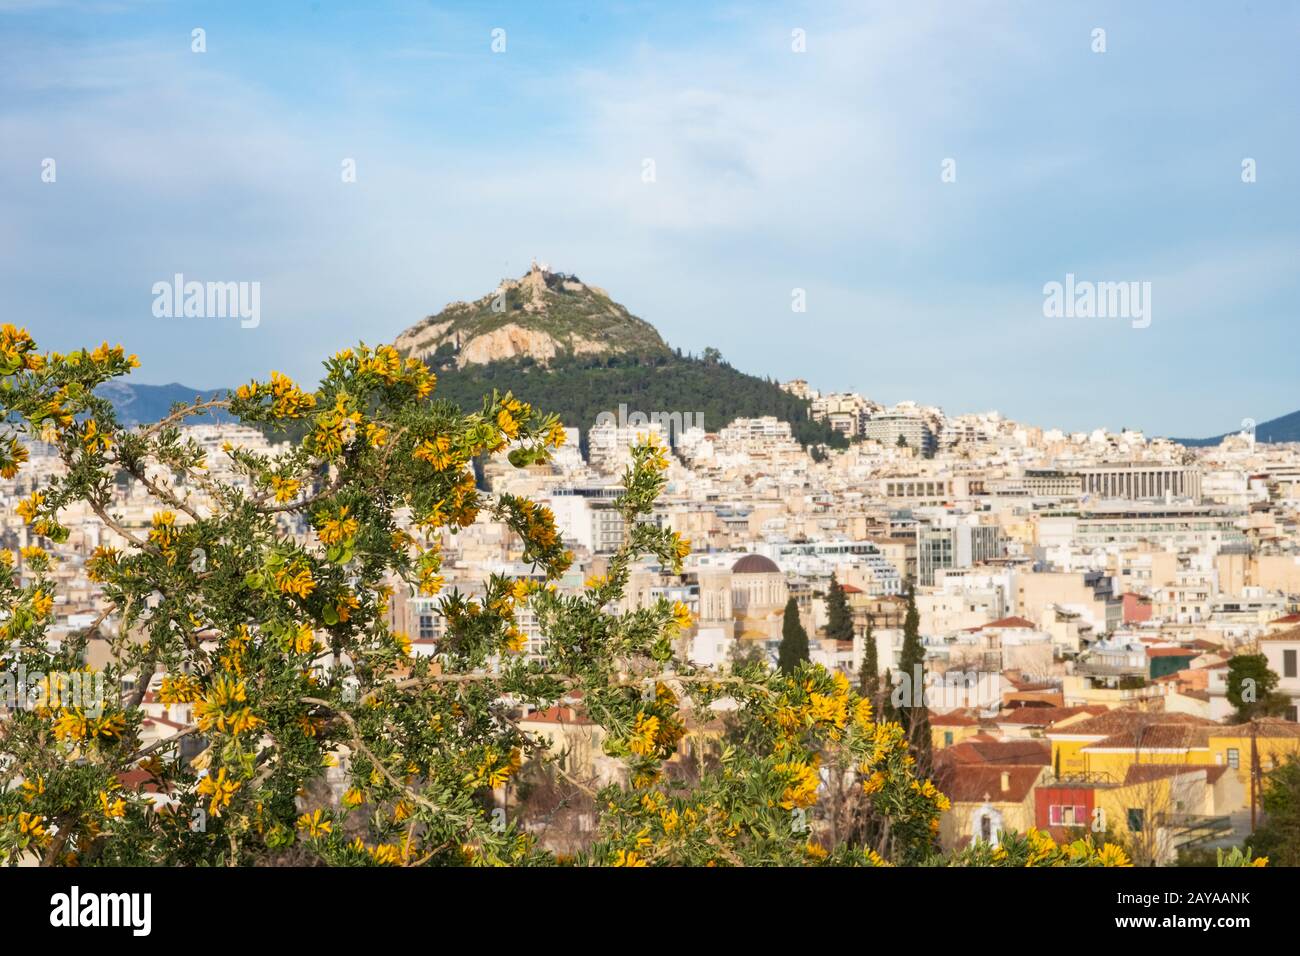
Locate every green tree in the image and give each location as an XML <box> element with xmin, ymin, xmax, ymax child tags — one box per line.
<box><xmin>857</xmin><ymin>617</ymin><xmax>879</xmax><ymax>708</ymax></box>
<box><xmin>881</xmin><ymin>667</ymin><xmax>896</xmax><ymax>723</ymax></box>
<box><xmin>0</xmin><ymin>325</ymin><xmax>950</xmax><ymax>868</ymax></box>
<box><xmin>826</xmin><ymin>573</ymin><xmax>853</xmax><ymax>642</ymax></box>
<box><xmin>1226</xmin><ymin>654</ymin><xmax>1290</xmax><ymax>721</ymax></box>
<box><xmin>778</xmin><ymin>597</ymin><xmax>810</xmax><ymax>676</ymax></box>
<box><xmin>1246</xmin><ymin>756</ymin><xmax>1300</xmax><ymax>866</ymax></box>
<box><xmin>896</xmin><ymin>583</ymin><xmax>931</xmax><ymax>767</ymax></box>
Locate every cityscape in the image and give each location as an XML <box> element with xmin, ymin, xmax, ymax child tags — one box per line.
<box><xmin>1</xmin><ymin>0</ymin><xmax>1295</xmax><ymax>936</ymax></box>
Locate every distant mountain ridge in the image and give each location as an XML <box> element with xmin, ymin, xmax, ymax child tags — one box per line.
<box><xmin>95</xmin><ymin>381</ymin><xmax>229</xmax><ymax>426</ymax></box>
<box><xmin>1172</xmin><ymin>409</ymin><xmax>1300</xmax><ymax>447</ymax></box>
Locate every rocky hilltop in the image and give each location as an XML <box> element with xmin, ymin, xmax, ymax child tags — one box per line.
<box><xmin>395</xmin><ymin>263</ymin><xmax>671</xmax><ymax>368</ymax></box>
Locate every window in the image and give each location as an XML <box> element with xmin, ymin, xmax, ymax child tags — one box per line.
<box><xmin>1227</xmin><ymin>748</ymin><xmax>1240</xmax><ymax>769</ymax></box>
<box><xmin>1127</xmin><ymin>808</ymin><xmax>1144</xmax><ymax>833</ymax></box>
<box><xmin>944</xmin><ymin>732</ymin><xmax>954</xmax><ymax>746</ymax></box>
<box><xmin>1049</xmin><ymin>805</ymin><xmax>1062</xmax><ymax>825</ymax></box>
<box><xmin>1062</xmin><ymin>806</ymin><xmax>1075</xmax><ymax>826</ymax></box>
<box><xmin>1285</xmin><ymin>649</ymin><xmax>1297</xmax><ymax>679</ymax></box>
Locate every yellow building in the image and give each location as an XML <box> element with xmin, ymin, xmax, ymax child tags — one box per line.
<box><xmin>1046</xmin><ymin>709</ymin><xmax>1300</xmax><ymax>810</ymax></box>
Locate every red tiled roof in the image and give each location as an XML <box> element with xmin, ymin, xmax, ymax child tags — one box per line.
<box><xmin>935</xmin><ymin>764</ymin><xmax>1046</xmax><ymax>804</ymax></box>
<box><xmin>1216</xmin><ymin>718</ymin><xmax>1300</xmax><ymax>738</ymax></box>
<box><xmin>1124</xmin><ymin>763</ymin><xmax>1232</xmax><ymax>786</ymax></box>
<box><xmin>1046</xmin><ymin>708</ymin><xmax>1216</xmax><ymax>740</ymax></box>
<box><xmin>940</xmin><ymin>739</ymin><xmax>1051</xmax><ymax>767</ymax></box>
<box><xmin>931</xmin><ymin>711</ymin><xmax>982</xmax><ymax>727</ymax></box>
<box><xmin>967</xmin><ymin>616</ymin><xmax>1037</xmax><ymax>632</ymax></box>
<box><xmin>996</xmin><ymin>705</ymin><xmax>1107</xmax><ymax>728</ymax></box>
<box><xmin>1085</xmin><ymin>723</ymin><xmax>1213</xmax><ymax>751</ymax></box>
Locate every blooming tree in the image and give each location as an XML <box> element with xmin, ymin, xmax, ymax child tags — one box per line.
<box><xmin>0</xmin><ymin>326</ymin><xmax>1128</xmax><ymax>867</ymax></box>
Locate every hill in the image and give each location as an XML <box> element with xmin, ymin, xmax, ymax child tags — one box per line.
<box><xmin>395</xmin><ymin>264</ymin><xmax>845</xmax><ymax>450</ymax></box>
<box><xmin>95</xmin><ymin>382</ymin><xmax>229</xmax><ymax>426</ymax></box>
<box><xmin>395</xmin><ymin>264</ymin><xmax>671</xmax><ymax>368</ymax></box>
<box><xmin>1173</xmin><ymin>409</ymin><xmax>1300</xmax><ymax>447</ymax></box>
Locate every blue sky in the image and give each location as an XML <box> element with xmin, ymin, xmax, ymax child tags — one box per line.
<box><xmin>2</xmin><ymin>0</ymin><xmax>1297</xmax><ymax>437</ymax></box>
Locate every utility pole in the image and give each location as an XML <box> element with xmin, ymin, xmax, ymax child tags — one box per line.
<box><xmin>1250</xmin><ymin>718</ymin><xmax>1259</xmax><ymax>833</ymax></box>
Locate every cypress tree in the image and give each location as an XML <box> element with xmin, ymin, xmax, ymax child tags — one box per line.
<box><xmin>778</xmin><ymin>597</ymin><xmax>810</xmax><ymax>675</ymax></box>
<box><xmin>896</xmin><ymin>583</ymin><xmax>931</xmax><ymax>764</ymax></box>
<box><xmin>826</xmin><ymin>573</ymin><xmax>853</xmax><ymax>642</ymax></box>
<box><xmin>858</xmin><ymin>616</ymin><xmax>879</xmax><ymax>708</ymax></box>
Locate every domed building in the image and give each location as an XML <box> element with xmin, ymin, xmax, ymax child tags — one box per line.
<box><xmin>731</xmin><ymin>554</ymin><xmax>788</xmax><ymax>645</ymax></box>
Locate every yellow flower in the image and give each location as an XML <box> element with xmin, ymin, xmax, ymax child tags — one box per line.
<box><xmin>289</xmin><ymin>622</ymin><xmax>316</xmax><ymax>655</ymax></box>
<box><xmin>629</xmin><ymin>713</ymin><xmax>661</xmax><ymax>756</ymax></box>
<box><xmin>497</xmin><ymin>408</ymin><xmax>520</xmax><ymax>439</ymax></box>
<box><xmin>612</xmin><ymin>849</ymin><xmax>647</xmax><ymax>867</ymax></box>
<box><xmin>316</xmin><ymin>506</ymin><xmax>359</xmax><ymax>546</ymax></box>
<box><xmin>98</xmin><ymin>791</ymin><xmax>127</xmax><ymax>819</ymax></box>
<box><xmin>194</xmin><ymin>676</ymin><xmax>262</xmax><ymax>735</ymax></box>
<box><xmin>414</xmin><ymin>434</ymin><xmax>456</xmax><ymax>470</ymax></box>
<box><xmin>544</xmin><ymin>421</ymin><xmax>567</xmax><ymax>448</ymax></box>
<box><xmin>1</xmin><ymin>439</ymin><xmax>29</xmax><ymax>478</ymax></box>
<box><xmin>1097</xmin><ymin>843</ymin><xmax>1132</xmax><ymax>868</ymax></box>
<box><xmin>148</xmin><ymin>511</ymin><xmax>178</xmax><ymax>550</ymax></box>
<box><xmin>270</xmin><ymin>475</ymin><xmax>300</xmax><ymax>503</ymax></box>
<box><xmin>20</xmin><ymin>776</ymin><xmax>44</xmax><ymax>802</ymax></box>
<box><xmin>275</xmin><ymin>564</ymin><xmax>316</xmax><ymax>599</ymax></box>
<box><xmin>809</xmin><ymin>692</ymin><xmax>847</xmax><ymax>729</ymax></box>
<box><xmin>504</xmin><ymin>627</ymin><xmax>527</xmax><ymax>653</ymax></box>
<box><xmin>853</xmin><ymin>697</ymin><xmax>873</xmax><ymax>729</ymax></box>
<box><xmin>31</xmin><ymin>590</ymin><xmax>54</xmax><ymax>618</ymax></box>
<box><xmin>342</xmin><ymin>787</ymin><xmax>365</xmax><ymax>808</ymax></box>
<box><xmin>296</xmin><ymin>808</ymin><xmax>332</xmax><ymax>838</ymax></box>
<box><xmin>371</xmin><ymin>843</ymin><xmax>403</xmax><ymax>865</ymax></box>
<box><xmin>196</xmin><ymin>768</ymin><xmax>241</xmax><ymax>817</ymax></box>
<box><xmin>15</xmin><ymin>491</ymin><xmax>44</xmax><ymax>523</ymax></box>
<box><xmin>669</xmin><ymin>601</ymin><xmax>693</xmax><ymax>632</ymax></box>
<box><xmin>775</xmin><ymin>758</ymin><xmax>820</xmax><ymax>809</ymax></box>
<box><xmin>159</xmin><ymin>674</ymin><xmax>203</xmax><ymax>705</ymax></box>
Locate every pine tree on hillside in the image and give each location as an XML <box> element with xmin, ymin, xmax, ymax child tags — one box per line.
<box><xmin>778</xmin><ymin>597</ymin><xmax>810</xmax><ymax>675</ymax></box>
<box><xmin>826</xmin><ymin>573</ymin><xmax>853</xmax><ymax>643</ymax></box>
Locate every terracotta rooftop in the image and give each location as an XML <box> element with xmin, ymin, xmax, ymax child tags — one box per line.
<box><xmin>1084</xmin><ymin>723</ymin><xmax>1213</xmax><ymax>752</ymax></box>
<box><xmin>935</xmin><ymin>764</ymin><xmax>1046</xmax><ymax>804</ymax></box>
<box><xmin>968</xmin><ymin>616</ymin><xmax>1037</xmax><ymax>632</ymax></box>
<box><xmin>996</xmin><ymin>705</ymin><xmax>1108</xmax><ymax>728</ymax></box>
<box><xmin>1046</xmin><ymin>708</ymin><xmax>1216</xmax><ymax>740</ymax></box>
<box><xmin>940</xmin><ymin>739</ymin><xmax>1051</xmax><ymax>767</ymax></box>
